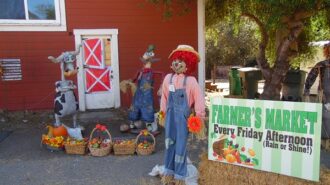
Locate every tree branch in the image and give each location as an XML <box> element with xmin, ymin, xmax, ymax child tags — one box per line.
<box><xmin>241</xmin><ymin>12</ymin><xmax>271</xmax><ymax>79</ymax></box>
<box><xmin>277</xmin><ymin>21</ymin><xmax>304</xmax><ymax>62</ymax></box>
<box><xmin>282</xmin><ymin>0</ymin><xmax>321</xmax><ymax>23</ymax></box>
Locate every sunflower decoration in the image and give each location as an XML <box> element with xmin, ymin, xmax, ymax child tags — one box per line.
<box><xmin>187</xmin><ymin>114</ymin><xmax>205</xmax><ymax>140</ymax></box>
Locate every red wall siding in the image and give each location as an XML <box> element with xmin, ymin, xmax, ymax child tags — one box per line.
<box><xmin>0</xmin><ymin>0</ymin><xmax>198</xmax><ymax>110</ymax></box>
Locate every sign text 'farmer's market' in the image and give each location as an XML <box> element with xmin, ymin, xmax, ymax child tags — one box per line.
<box><xmin>208</xmin><ymin>98</ymin><xmax>322</xmax><ymax>182</ymax></box>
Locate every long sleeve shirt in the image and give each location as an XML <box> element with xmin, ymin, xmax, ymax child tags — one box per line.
<box><xmin>304</xmin><ymin>60</ymin><xmax>330</xmax><ymax>94</ymax></box>
<box><xmin>160</xmin><ymin>73</ymin><xmax>205</xmax><ymax>118</ymax></box>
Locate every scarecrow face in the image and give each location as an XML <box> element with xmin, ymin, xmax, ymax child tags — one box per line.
<box><xmin>171</xmin><ymin>59</ymin><xmax>187</xmax><ymax>74</ymax></box>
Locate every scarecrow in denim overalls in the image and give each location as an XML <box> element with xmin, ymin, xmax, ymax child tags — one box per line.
<box><xmin>126</xmin><ymin>45</ymin><xmax>163</xmax><ymax>135</ymax></box>
<box><xmin>304</xmin><ymin>43</ymin><xmax>330</xmax><ymax>138</ymax></box>
<box><xmin>159</xmin><ymin>45</ymin><xmax>205</xmax><ymax>185</ymax></box>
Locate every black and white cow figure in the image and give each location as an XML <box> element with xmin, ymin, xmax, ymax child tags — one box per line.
<box><xmin>54</xmin><ymin>80</ymin><xmax>79</xmax><ymax>127</ymax></box>
<box><xmin>48</xmin><ymin>46</ymin><xmax>81</xmax><ymax>128</ymax></box>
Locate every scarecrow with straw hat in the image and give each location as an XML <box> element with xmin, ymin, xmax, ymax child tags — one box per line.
<box><xmin>304</xmin><ymin>42</ymin><xmax>330</xmax><ymax>139</ymax></box>
<box><xmin>121</xmin><ymin>45</ymin><xmax>163</xmax><ymax>135</ymax></box>
<box><xmin>159</xmin><ymin>45</ymin><xmax>205</xmax><ymax>185</ymax></box>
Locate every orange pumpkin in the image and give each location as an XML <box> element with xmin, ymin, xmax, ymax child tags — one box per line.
<box><xmin>52</xmin><ymin>125</ymin><xmax>68</xmax><ymax>137</ymax></box>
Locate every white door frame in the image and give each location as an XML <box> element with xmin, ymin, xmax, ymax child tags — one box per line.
<box><xmin>197</xmin><ymin>0</ymin><xmax>206</xmax><ymax>94</ymax></box>
<box><xmin>73</xmin><ymin>29</ymin><xmax>120</xmax><ymax>111</ymax></box>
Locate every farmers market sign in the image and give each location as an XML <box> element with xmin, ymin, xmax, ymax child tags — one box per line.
<box><xmin>208</xmin><ymin>97</ymin><xmax>322</xmax><ymax>182</ymax></box>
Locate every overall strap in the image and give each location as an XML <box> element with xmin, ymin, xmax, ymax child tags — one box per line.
<box><xmin>183</xmin><ymin>75</ymin><xmax>188</xmax><ymax>87</ymax></box>
<box><xmin>146</xmin><ymin>69</ymin><xmax>153</xmax><ymax>79</ymax></box>
<box><xmin>169</xmin><ymin>73</ymin><xmax>175</xmax><ymax>84</ymax></box>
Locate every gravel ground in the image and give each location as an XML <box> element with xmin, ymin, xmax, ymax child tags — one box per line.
<box><xmin>0</xmin><ymin>109</ymin><xmax>207</xmax><ymax>185</ymax></box>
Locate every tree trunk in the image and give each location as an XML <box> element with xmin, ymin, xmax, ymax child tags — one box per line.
<box><xmin>242</xmin><ymin>12</ymin><xmax>309</xmax><ymax>100</ymax></box>
<box><xmin>259</xmin><ymin>21</ymin><xmax>303</xmax><ymax>100</ymax></box>
<box><xmin>260</xmin><ymin>60</ymin><xmax>290</xmax><ymax>100</ymax></box>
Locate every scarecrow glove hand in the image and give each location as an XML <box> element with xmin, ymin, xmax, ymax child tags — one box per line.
<box><xmin>196</xmin><ymin>119</ymin><xmax>206</xmax><ymax>141</ymax></box>
<box><xmin>158</xmin><ymin>111</ymin><xmax>166</xmax><ymax>127</ymax></box>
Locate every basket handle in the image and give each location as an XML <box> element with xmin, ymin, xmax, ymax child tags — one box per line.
<box><xmin>135</xmin><ymin>130</ymin><xmax>156</xmax><ymax>147</ymax></box>
<box><xmin>89</xmin><ymin>127</ymin><xmax>112</xmax><ymax>143</ymax></box>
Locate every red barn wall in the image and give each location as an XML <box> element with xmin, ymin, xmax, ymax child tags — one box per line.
<box><xmin>0</xmin><ymin>0</ymin><xmax>198</xmax><ymax>111</ymax></box>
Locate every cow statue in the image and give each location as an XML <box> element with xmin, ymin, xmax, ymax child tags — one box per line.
<box><xmin>48</xmin><ymin>46</ymin><xmax>81</xmax><ymax>128</ymax></box>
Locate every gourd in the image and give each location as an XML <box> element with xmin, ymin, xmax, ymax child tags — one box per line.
<box><xmin>46</xmin><ymin>125</ymin><xmax>54</xmax><ymax>137</ymax></box>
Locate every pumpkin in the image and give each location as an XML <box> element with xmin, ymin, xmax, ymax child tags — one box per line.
<box><xmin>52</xmin><ymin>125</ymin><xmax>68</xmax><ymax>137</ymax></box>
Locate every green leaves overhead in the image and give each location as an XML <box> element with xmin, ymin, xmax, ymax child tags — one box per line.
<box><xmin>149</xmin><ymin>0</ymin><xmax>330</xmax><ymax>67</ymax></box>
<box><xmin>206</xmin><ymin>0</ymin><xmax>330</xmax><ymax>66</ymax></box>
<box><xmin>146</xmin><ymin>0</ymin><xmax>194</xmax><ymax>18</ymax></box>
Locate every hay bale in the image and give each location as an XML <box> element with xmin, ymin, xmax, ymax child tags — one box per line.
<box><xmin>198</xmin><ymin>153</ymin><xmax>330</xmax><ymax>185</ymax></box>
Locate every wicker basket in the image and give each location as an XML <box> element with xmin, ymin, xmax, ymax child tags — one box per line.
<box><xmin>113</xmin><ymin>138</ymin><xmax>136</xmax><ymax>155</ymax></box>
<box><xmin>212</xmin><ymin>135</ymin><xmax>227</xmax><ymax>156</ymax></box>
<box><xmin>88</xmin><ymin>128</ymin><xmax>112</xmax><ymax>157</ymax></box>
<box><xmin>65</xmin><ymin>141</ymin><xmax>87</xmax><ymax>155</ymax></box>
<box><xmin>43</xmin><ymin>143</ymin><xmax>64</xmax><ymax>152</ymax></box>
<box><xmin>136</xmin><ymin>131</ymin><xmax>156</xmax><ymax>156</ymax></box>
<box><xmin>41</xmin><ymin>134</ymin><xmax>64</xmax><ymax>152</ymax></box>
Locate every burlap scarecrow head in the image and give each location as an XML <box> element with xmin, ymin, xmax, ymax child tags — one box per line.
<box><xmin>168</xmin><ymin>45</ymin><xmax>200</xmax><ymax>75</ymax></box>
<box><xmin>140</xmin><ymin>44</ymin><xmax>160</xmax><ymax>63</ymax></box>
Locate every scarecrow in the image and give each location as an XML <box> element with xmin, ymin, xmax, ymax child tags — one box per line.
<box><xmin>159</xmin><ymin>45</ymin><xmax>205</xmax><ymax>185</ymax></box>
<box><xmin>304</xmin><ymin>42</ymin><xmax>330</xmax><ymax>139</ymax></box>
<box><xmin>122</xmin><ymin>45</ymin><xmax>163</xmax><ymax>135</ymax></box>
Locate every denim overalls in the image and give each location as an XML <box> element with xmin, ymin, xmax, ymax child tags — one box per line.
<box><xmin>164</xmin><ymin>74</ymin><xmax>190</xmax><ymax>180</ymax></box>
<box><xmin>322</xmin><ymin>64</ymin><xmax>330</xmax><ymax>138</ymax></box>
<box><xmin>128</xmin><ymin>70</ymin><xmax>154</xmax><ymax>123</ymax></box>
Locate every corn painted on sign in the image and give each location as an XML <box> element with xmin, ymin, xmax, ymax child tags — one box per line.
<box><xmin>208</xmin><ymin>97</ymin><xmax>322</xmax><ymax>182</ymax></box>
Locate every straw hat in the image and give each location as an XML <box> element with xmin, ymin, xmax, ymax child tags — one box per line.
<box><xmin>168</xmin><ymin>45</ymin><xmax>200</xmax><ymax>74</ymax></box>
<box><xmin>169</xmin><ymin>45</ymin><xmax>199</xmax><ymax>60</ymax></box>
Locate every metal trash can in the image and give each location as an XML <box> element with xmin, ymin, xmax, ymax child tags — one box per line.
<box><xmin>281</xmin><ymin>70</ymin><xmax>306</xmax><ymax>102</ymax></box>
<box><xmin>238</xmin><ymin>67</ymin><xmax>263</xmax><ymax>99</ymax></box>
<box><xmin>228</xmin><ymin>67</ymin><xmax>242</xmax><ymax>95</ymax></box>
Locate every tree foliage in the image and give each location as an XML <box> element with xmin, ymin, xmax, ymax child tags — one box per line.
<box><xmin>148</xmin><ymin>0</ymin><xmax>330</xmax><ymax>100</ymax></box>
<box><xmin>207</xmin><ymin>0</ymin><xmax>330</xmax><ymax>64</ymax></box>
<box><xmin>206</xmin><ymin>21</ymin><xmax>259</xmax><ymax>78</ymax></box>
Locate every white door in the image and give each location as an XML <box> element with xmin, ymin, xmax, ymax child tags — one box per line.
<box><xmin>74</xmin><ymin>29</ymin><xmax>120</xmax><ymax>111</ymax></box>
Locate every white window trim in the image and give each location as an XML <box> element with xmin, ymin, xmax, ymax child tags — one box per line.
<box><xmin>0</xmin><ymin>0</ymin><xmax>66</xmax><ymax>32</ymax></box>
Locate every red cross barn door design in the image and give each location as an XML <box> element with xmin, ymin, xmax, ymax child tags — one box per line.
<box><xmin>84</xmin><ymin>38</ymin><xmax>111</xmax><ymax>93</ymax></box>
<box><xmin>74</xmin><ymin>29</ymin><xmax>120</xmax><ymax>111</ymax></box>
